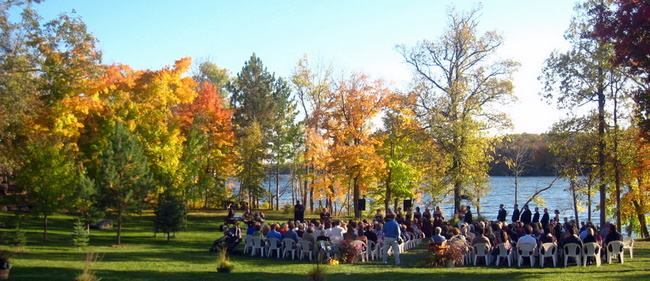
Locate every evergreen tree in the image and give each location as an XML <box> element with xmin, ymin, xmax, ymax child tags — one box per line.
<box><xmin>72</xmin><ymin>219</ymin><xmax>89</xmax><ymax>249</ymax></box>
<box><xmin>153</xmin><ymin>192</ymin><xmax>186</xmax><ymax>241</ymax></box>
<box><xmin>95</xmin><ymin>121</ymin><xmax>154</xmax><ymax>245</ymax></box>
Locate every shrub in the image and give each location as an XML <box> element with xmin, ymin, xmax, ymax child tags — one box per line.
<box><xmin>282</xmin><ymin>204</ymin><xmax>294</xmax><ymax>214</ymax></box>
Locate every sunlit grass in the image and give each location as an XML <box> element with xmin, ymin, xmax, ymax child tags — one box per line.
<box><xmin>0</xmin><ymin>210</ymin><xmax>648</xmax><ymax>280</ymax></box>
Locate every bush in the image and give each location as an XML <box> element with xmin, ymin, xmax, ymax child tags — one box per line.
<box><xmin>11</xmin><ymin>225</ymin><xmax>26</xmax><ymax>248</ymax></box>
<box><xmin>282</xmin><ymin>204</ymin><xmax>294</xmax><ymax>214</ymax></box>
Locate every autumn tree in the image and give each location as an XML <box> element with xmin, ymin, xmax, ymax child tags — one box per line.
<box><xmin>291</xmin><ymin>55</ymin><xmax>332</xmax><ymax>211</ymax></box>
<box><xmin>547</xmin><ymin>116</ymin><xmax>600</xmax><ymax>224</ymax></box>
<box><xmin>95</xmin><ymin>121</ymin><xmax>154</xmax><ymax>245</ymax></box>
<box><xmin>397</xmin><ymin>7</ymin><xmax>518</xmax><ymax>214</ymax></box>
<box><xmin>595</xmin><ymin>0</ymin><xmax>650</xmax><ymax>137</ymax></box>
<box><xmin>176</xmin><ymin>80</ymin><xmax>236</xmax><ymax>209</ymax></box>
<box><xmin>0</xmin><ymin>1</ymin><xmax>101</xmax><ymax>178</ymax></box>
<box><xmin>373</xmin><ymin>93</ymin><xmax>424</xmax><ymax>212</ymax></box>
<box><xmin>621</xmin><ymin>128</ymin><xmax>650</xmax><ymax>238</ymax></box>
<box><xmin>319</xmin><ymin>74</ymin><xmax>388</xmax><ymax>218</ymax></box>
<box><xmin>540</xmin><ymin>0</ymin><xmax>633</xmax><ymax>226</ymax></box>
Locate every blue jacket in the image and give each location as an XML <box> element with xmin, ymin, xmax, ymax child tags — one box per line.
<box><xmin>382</xmin><ymin>219</ymin><xmax>401</xmax><ymax>238</ymax></box>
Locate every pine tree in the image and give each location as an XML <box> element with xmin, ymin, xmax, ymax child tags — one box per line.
<box><xmin>95</xmin><ymin>121</ymin><xmax>154</xmax><ymax>245</ymax></box>
<box><xmin>72</xmin><ymin>219</ymin><xmax>89</xmax><ymax>249</ymax></box>
<box><xmin>153</xmin><ymin>192</ymin><xmax>186</xmax><ymax>241</ymax></box>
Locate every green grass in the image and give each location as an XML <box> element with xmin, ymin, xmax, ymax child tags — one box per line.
<box><xmin>0</xmin><ymin>210</ymin><xmax>649</xmax><ymax>281</ymax></box>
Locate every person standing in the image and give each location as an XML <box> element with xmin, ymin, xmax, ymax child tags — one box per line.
<box><xmin>320</xmin><ymin>208</ymin><xmax>331</xmax><ymax>225</ymax></box>
<box><xmin>464</xmin><ymin>206</ymin><xmax>473</xmax><ymax>224</ymax></box>
<box><xmin>382</xmin><ymin>214</ymin><xmax>401</xmax><ymax>265</ymax></box>
<box><xmin>532</xmin><ymin>207</ymin><xmax>540</xmax><ymax>223</ymax></box>
<box><xmin>541</xmin><ymin>208</ymin><xmax>550</xmax><ymax>228</ymax></box>
<box><xmin>520</xmin><ymin>204</ymin><xmax>532</xmax><ymax>224</ymax></box>
<box><xmin>294</xmin><ymin>200</ymin><xmax>305</xmax><ymax>223</ymax></box>
<box><xmin>511</xmin><ymin>204</ymin><xmax>520</xmax><ymax>223</ymax></box>
<box><xmin>497</xmin><ymin>204</ymin><xmax>507</xmax><ymax>222</ymax></box>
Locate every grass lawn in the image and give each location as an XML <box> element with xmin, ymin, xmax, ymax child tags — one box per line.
<box><xmin>0</xmin><ymin>210</ymin><xmax>648</xmax><ymax>281</ymax></box>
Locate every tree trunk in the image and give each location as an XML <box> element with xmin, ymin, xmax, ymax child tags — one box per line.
<box><xmin>276</xmin><ymin>163</ymin><xmax>280</xmax><ymax>210</ymax></box>
<box><xmin>117</xmin><ymin>213</ymin><xmax>123</xmax><ymax>245</ymax></box>
<box><xmin>597</xmin><ymin>84</ymin><xmax>607</xmax><ymax>227</ymax></box>
<box><xmin>571</xmin><ymin>179</ymin><xmax>580</xmax><ymax>226</ymax></box>
<box><xmin>353</xmin><ymin>174</ymin><xmax>361</xmax><ymax>219</ymax></box>
<box><xmin>384</xmin><ymin>169</ymin><xmax>392</xmax><ymax>213</ymax></box>
<box><xmin>43</xmin><ymin>214</ymin><xmax>48</xmax><ymax>240</ymax></box>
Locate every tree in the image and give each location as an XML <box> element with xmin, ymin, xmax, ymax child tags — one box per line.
<box><xmin>95</xmin><ymin>121</ymin><xmax>154</xmax><ymax>245</ymax></box>
<box><xmin>548</xmin><ymin>116</ymin><xmax>600</xmax><ymax>224</ymax></box>
<box><xmin>319</xmin><ymin>74</ymin><xmax>389</xmax><ymax>218</ymax></box>
<box><xmin>290</xmin><ymin>55</ymin><xmax>332</xmax><ymax>212</ymax></box>
<box><xmin>176</xmin><ymin>81</ymin><xmax>236</xmax><ymax>209</ymax></box>
<box><xmin>374</xmin><ymin>93</ymin><xmax>424</xmax><ymax>212</ymax></box>
<box><xmin>540</xmin><ymin>0</ymin><xmax>633</xmax><ymax>227</ymax></box>
<box><xmin>595</xmin><ymin>0</ymin><xmax>650</xmax><ymax>137</ymax></box>
<box><xmin>192</xmin><ymin>60</ymin><xmax>230</xmax><ymax>98</ymax></box>
<box><xmin>15</xmin><ymin>136</ymin><xmax>77</xmax><ymax>240</ymax></box>
<box><xmin>0</xmin><ymin>1</ymin><xmax>102</xmax><ymax>178</ymax></box>
<box><xmin>397</xmin><ymin>7</ymin><xmax>518</xmax><ymax>214</ymax></box>
<box><xmin>228</xmin><ymin>54</ymin><xmax>297</xmax><ymax>208</ymax></box>
<box><xmin>498</xmin><ymin>136</ymin><xmax>533</xmax><ymax>205</ymax></box>
<box><xmin>153</xmin><ymin>191</ymin><xmax>186</xmax><ymax>241</ymax></box>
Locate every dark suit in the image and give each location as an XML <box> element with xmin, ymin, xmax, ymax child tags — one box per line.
<box><xmin>521</xmin><ymin>209</ymin><xmax>532</xmax><ymax>224</ymax></box>
<box><xmin>532</xmin><ymin>211</ymin><xmax>540</xmax><ymax>223</ymax></box>
<box><xmin>512</xmin><ymin>208</ymin><xmax>520</xmax><ymax>223</ymax></box>
<box><xmin>541</xmin><ymin>212</ymin><xmax>550</xmax><ymax>228</ymax></box>
<box><xmin>497</xmin><ymin>208</ymin><xmax>507</xmax><ymax>222</ymax></box>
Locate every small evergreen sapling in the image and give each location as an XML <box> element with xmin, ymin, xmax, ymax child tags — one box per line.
<box><xmin>153</xmin><ymin>192</ymin><xmax>186</xmax><ymax>241</ymax></box>
<box><xmin>72</xmin><ymin>219</ymin><xmax>89</xmax><ymax>249</ymax></box>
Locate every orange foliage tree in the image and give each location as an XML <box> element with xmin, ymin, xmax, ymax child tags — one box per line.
<box><xmin>176</xmin><ymin>81</ymin><xmax>237</xmax><ymax>208</ymax></box>
<box><xmin>317</xmin><ymin>74</ymin><xmax>389</xmax><ymax>218</ymax></box>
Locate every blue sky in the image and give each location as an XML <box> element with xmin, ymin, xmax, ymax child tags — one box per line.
<box><xmin>33</xmin><ymin>0</ymin><xmax>578</xmax><ymax>134</ymax></box>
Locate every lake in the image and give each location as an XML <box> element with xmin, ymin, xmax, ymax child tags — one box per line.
<box><xmin>252</xmin><ymin>175</ymin><xmax>603</xmax><ymax>224</ymax></box>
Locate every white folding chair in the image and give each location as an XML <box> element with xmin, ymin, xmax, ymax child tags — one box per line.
<box><xmin>494</xmin><ymin>243</ymin><xmax>513</xmax><ymax>267</ymax></box>
<box><xmin>606</xmin><ymin>241</ymin><xmax>625</xmax><ymax>264</ymax></box>
<box><xmin>250</xmin><ymin>236</ymin><xmax>265</xmax><ymax>257</ymax></box>
<box><xmin>582</xmin><ymin>242</ymin><xmax>602</xmax><ymax>266</ymax></box>
<box><xmin>472</xmin><ymin>243</ymin><xmax>491</xmax><ymax>266</ymax></box>
<box><xmin>243</xmin><ymin>235</ymin><xmax>253</xmax><ymax>254</ymax></box>
<box><xmin>351</xmin><ymin>240</ymin><xmax>369</xmax><ymax>262</ymax></box>
<box><xmin>266</xmin><ymin>237</ymin><xmax>282</xmax><ymax>258</ymax></box>
<box><xmin>298</xmin><ymin>240</ymin><xmax>314</xmax><ymax>261</ymax></box>
<box><xmin>282</xmin><ymin>238</ymin><xmax>297</xmax><ymax>259</ymax></box>
<box><xmin>563</xmin><ymin>243</ymin><xmax>582</xmax><ymax>267</ymax></box>
<box><xmin>539</xmin><ymin>242</ymin><xmax>558</xmax><ymax>267</ymax></box>
<box><xmin>368</xmin><ymin>240</ymin><xmax>380</xmax><ymax>260</ymax></box>
<box><xmin>622</xmin><ymin>237</ymin><xmax>634</xmax><ymax>259</ymax></box>
<box><xmin>517</xmin><ymin>243</ymin><xmax>536</xmax><ymax>267</ymax></box>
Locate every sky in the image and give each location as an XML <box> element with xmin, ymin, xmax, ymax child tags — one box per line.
<box><xmin>32</xmin><ymin>0</ymin><xmax>580</xmax><ymax>134</ymax></box>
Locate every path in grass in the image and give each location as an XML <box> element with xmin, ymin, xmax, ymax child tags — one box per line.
<box><xmin>1</xmin><ymin>210</ymin><xmax>649</xmax><ymax>281</ymax></box>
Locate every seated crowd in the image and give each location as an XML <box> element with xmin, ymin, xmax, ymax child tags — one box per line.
<box><xmin>221</xmin><ymin>204</ymin><xmax>629</xmax><ymax>267</ymax></box>
<box><xmin>224</xmin><ymin>207</ymin><xmax>425</xmax><ymax>264</ymax></box>
<box><xmin>425</xmin><ymin>204</ymin><xmax>628</xmax><ymax>266</ymax></box>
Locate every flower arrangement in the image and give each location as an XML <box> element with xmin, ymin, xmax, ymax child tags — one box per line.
<box><xmin>444</xmin><ymin>239</ymin><xmax>470</xmax><ymax>265</ymax></box>
<box><xmin>337</xmin><ymin>240</ymin><xmax>363</xmax><ymax>263</ymax></box>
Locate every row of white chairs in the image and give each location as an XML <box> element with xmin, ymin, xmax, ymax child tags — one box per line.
<box><xmin>468</xmin><ymin>240</ymin><xmax>630</xmax><ymax>267</ymax></box>
<box><xmin>241</xmin><ymin>233</ymin><xmax>422</xmax><ymax>262</ymax></box>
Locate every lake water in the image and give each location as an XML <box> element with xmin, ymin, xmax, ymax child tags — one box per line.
<box><xmin>252</xmin><ymin>175</ymin><xmax>603</xmax><ymax>224</ymax></box>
